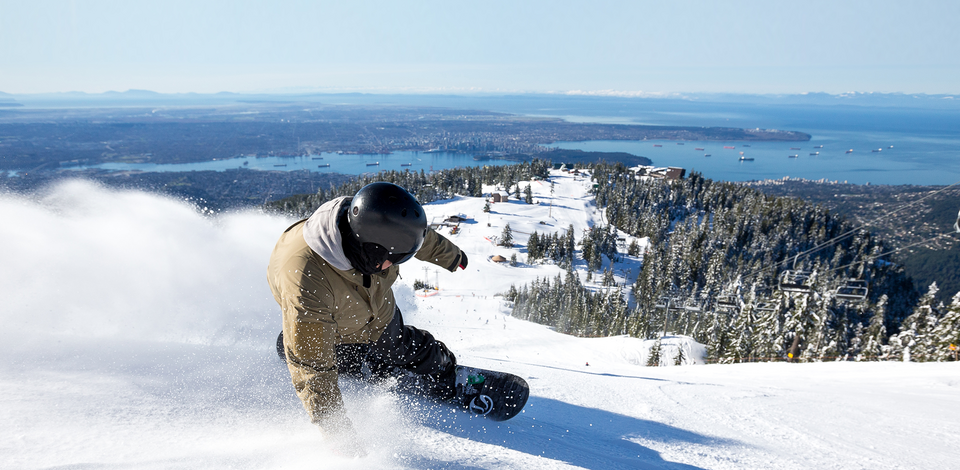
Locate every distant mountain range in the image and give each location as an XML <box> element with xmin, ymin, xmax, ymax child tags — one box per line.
<box><xmin>1</xmin><ymin>89</ymin><xmax>957</xmax><ymax>110</ymax></box>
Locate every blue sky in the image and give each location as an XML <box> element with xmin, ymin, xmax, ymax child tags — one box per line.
<box><xmin>1</xmin><ymin>0</ymin><xmax>958</xmax><ymax>95</ymax></box>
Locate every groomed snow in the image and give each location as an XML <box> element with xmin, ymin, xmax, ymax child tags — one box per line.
<box><xmin>1</xmin><ymin>171</ymin><xmax>957</xmax><ymax>469</ymax></box>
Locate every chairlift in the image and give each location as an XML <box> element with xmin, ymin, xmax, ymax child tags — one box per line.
<box><xmin>715</xmin><ymin>294</ymin><xmax>740</xmax><ymax>310</ymax></box>
<box><xmin>655</xmin><ymin>295</ymin><xmax>700</xmax><ymax>312</ymax></box>
<box><xmin>654</xmin><ymin>295</ymin><xmax>674</xmax><ymax>310</ymax></box>
<box><xmin>779</xmin><ymin>270</ymin><xmax>814</xmax><ymax>294</ymax></box>
<box><xmin>834</xmin><ymin>279</ymin><xmax>869</xmax><ymax>302</ymax></box>
<box><xmin>681</xmin><ymin>303</ymin><xmax>703</xmax><ymax>313</ymax></box>
<box><xmin>753</xmin><ymin>302</ymin><xmax>778</xmax><ymax>314</ymax></box>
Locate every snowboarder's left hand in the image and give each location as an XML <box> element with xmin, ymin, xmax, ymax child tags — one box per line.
<box><xmin>458</xmin><ymin>251</ymin><xmax>468</xmax><ymax>270</ymax></box>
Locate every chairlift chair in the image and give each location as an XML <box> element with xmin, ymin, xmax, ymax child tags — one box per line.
<box><xmin>753</xmin><ymin>302</ymin><xmax>778</xmax><ymax>314</ymax></box>
<box><xmin>779</xmin><ymin>270</ymin><xmax>814</xmax><ymax>294</ymax></box>
<box><xmin>715</xmin><ymin>294</ymin><xmax>740</xmax><ymax>310</ymax></box>
<box><xmin>656</xmin><ymin>296</ymin><xmax>700</xmax><ymax>312</ymax></box>
<box><xmin>834</xmin><ymin>279</ymin><xmax>869</xmax><ymax>302</ymax></box>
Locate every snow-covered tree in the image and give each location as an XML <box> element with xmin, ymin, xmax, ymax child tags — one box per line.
<box><xmin>647</xmin><ymin>339</ymin><xmax>663</xmax><ymax>367</ymax></box>
<box><xmin>674</xmin><ymin>343</ymin><xmax>687</xmax><ymax>366</ymax></box>
<box><xmin>895</xmin><ymin>283</ymin><xmax>941</xmax><ymax>362</ymax></box>
<box><xmin>499</xmin><ymin>223</ymin><xmax>514</xmax><ymax>247</ymax></box>
<box><xmin>858</xmin><ymin>295</ymin><xmax>888</xmax><ymax>361</ymax></box>
<box><xmin>931</xmin><ymin>291</ymin><xmax>960</xmax><ymax>361</ymax></box>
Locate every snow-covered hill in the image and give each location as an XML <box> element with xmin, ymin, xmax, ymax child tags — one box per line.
<box><xmin>1</xmin><ymin>172</ymin><xmax>957</xmax><ymax>469</ymax></box>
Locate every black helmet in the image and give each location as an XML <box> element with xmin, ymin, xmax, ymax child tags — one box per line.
<box><xmin>347</xmin><ymin>182</ymin><xmax>427</xmax><ymax>265</ymax></box>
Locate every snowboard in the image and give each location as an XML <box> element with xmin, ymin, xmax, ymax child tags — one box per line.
<box><xmin>390</xmin><ymin>365</ymin><xmax>530</xmax><ymax>421</ymax></box>
<box><xmin>275</xmin><ymin>332</ymin><xmax>529</xmax><ymax>421</ymax></box>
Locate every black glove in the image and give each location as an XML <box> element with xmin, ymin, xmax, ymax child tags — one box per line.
<box><xmin>458</xmin><ymin>251</ymin><xmax>468</xmax><ymax>270</ymax></box>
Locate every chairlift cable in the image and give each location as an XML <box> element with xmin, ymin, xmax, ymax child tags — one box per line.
<box><xmin>775</xmin><ymin>180</ymin><xmax>959</xmax><ymax>270</ymax></box>
<box><xmin>740</xmin><ymin>179</ymin><xmax>960</xmax><ymax>283</ymax></box>
<box><xmin>821</xmin><ymin>231</ymin><xmax>959</xmax><ymax>277</ymax></box>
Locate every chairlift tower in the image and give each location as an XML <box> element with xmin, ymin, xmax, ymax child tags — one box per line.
<box><xmin>654</xmin><ymin>295</ymin><xmax>702</xmax><ymax>338</ymax></box>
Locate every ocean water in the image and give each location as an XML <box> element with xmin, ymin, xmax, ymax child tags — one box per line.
<box><xmin>66</xmin><ymin>150</ymin><xmax>513</xmax><ymax>175</ymax></box>
<box><xmin>511</xmin><ymin>98</ymin><xmax>960</xmax><ymax>186</ymax></box>
<box><xmin>547</xmin><ymin>133</ymin><xmax>949</xmax><ymax>185</ymax></box>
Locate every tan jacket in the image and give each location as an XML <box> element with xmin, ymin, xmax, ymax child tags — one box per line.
<box><xmin>266</xmin><ymin>197</ymin><xmax>462</xmax><ymax>428</ymax></box>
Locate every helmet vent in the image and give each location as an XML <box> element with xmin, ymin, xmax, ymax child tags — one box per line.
<box><xmin>401</xmin><ymin>208</ymin><xmax>408</xmax><ymax>217</ymax></box>
<box><xmin>353</xmin><ymin>207</ymin><xmax>359</xmax><ymax>216</ymax></box>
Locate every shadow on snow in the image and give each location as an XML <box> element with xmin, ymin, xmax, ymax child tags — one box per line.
<box><xmin>405</xmin><ymin>395</ymin><xmax>737</xmax><ymax>470</ymax></box>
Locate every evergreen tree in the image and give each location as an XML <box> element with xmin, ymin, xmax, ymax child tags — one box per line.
<box><xmin>647</xmin><ymin>340</ymin><xmax>663</xmax><ymax>367</ymax></box>
<box><xmin>526</xmin><ymin>231</ymin><xmax>540</xmax><ymax>262</ymax></box>
<box><xmin>897</xmin><ymin>283</ymin><xmax>942</xmax><ymax>362</ymax></box>
<box><xmin>628</xmin><ymin>239</ymin><xmax>641</xmax><ymax>257</ymax></box>
<box><xmin>500</xmin><ymin>223</ymin><xmax>514</xmax><ymax>247</ymax></box>
<box><xmin>524</xmin><ymin>184</ymin><xmax>534</xmax><ymax>204</ymax></box>
<box><xmin>859</xmin><ymin>294</ymin><xmax>888</xmax><ymax>361</ymax></box>
<box><xmin>931</xmin><ymin>291</ymin><xmax>960</xmax><ymax>361</ymax></box>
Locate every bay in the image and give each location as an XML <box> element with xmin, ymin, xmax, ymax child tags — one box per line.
<box><xmin>64</xmin><ymin>150</ymin><xmax>513</xmax><ymax>175</ymax></box>
<box><xmin>547</xmin><ymin>131</ymin><xmax>952</xmax><ymax>185</ymax></box>
<box><xmin>510</xmin><ymin>99</ymin><xmax>960</xmax><ymax>186</ymax></box>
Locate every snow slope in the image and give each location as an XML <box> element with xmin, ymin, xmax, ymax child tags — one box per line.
<box><xmin>1</xmin><ymin>173</ymin><xmax>957</xmax><ymax>469</ymax></box>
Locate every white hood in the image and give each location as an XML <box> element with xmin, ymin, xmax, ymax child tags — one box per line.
<box><xmin>302</xmin><ymin>196</ymin><xmax>354</xmax><ymax>272</ymax></box>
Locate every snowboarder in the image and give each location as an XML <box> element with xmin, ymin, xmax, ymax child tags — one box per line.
<box><xmin>267</xmin><ymin>182</ymin><xmax>468</xmax><ymax>456</ymax></box>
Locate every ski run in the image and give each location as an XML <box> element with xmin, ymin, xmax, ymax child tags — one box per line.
<box><xmin>1</xmin><ymin>169</ymin><xmax>957</xmax><ymax>469</ymax></box>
